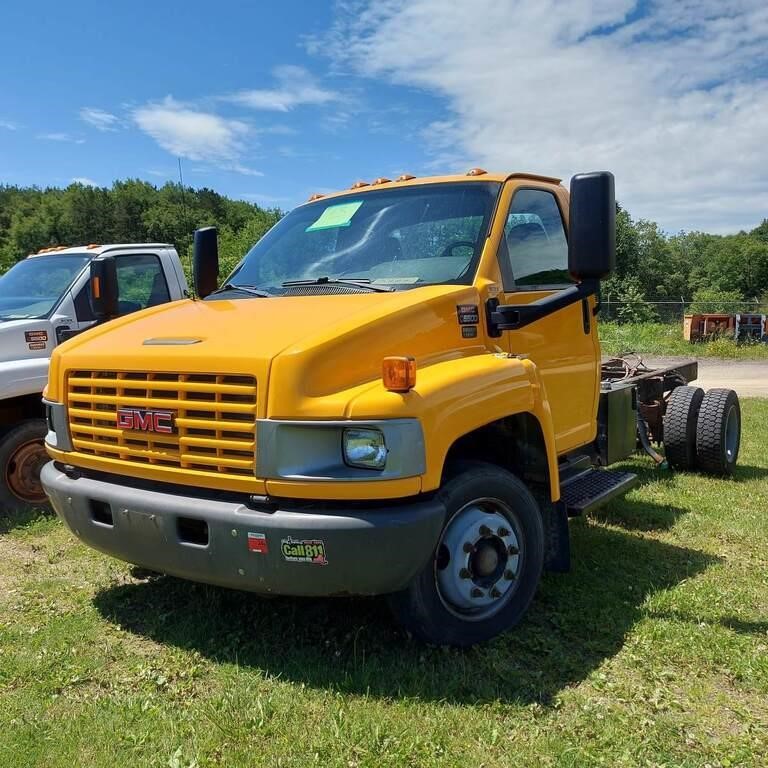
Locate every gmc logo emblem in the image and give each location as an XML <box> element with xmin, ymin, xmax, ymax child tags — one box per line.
<box><xmin>117</xmin><ymin>408</ymin><xmax>175</xmax><ymax>434</ymax></box>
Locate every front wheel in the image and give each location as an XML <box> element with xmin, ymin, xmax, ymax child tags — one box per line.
<box><xmin>388</xmin><ymin>463</ymin><xmax>544</xmax><ymax>646</ymax></box>
<box><xmin>0</xmin><ymin>419</ymin><xmax>51</xmax><ymax>522</ymax></box>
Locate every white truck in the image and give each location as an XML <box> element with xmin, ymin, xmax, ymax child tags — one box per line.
<box><xmin>0</xmin><ymin>243</ymin><xmax>188</xmax><ymax>517</ymax></box>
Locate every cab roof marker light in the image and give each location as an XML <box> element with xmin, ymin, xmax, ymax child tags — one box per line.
<box><xmin>371</xmin><ymin>177</ymin><xmax>391</xmax><ymax>185</ymax></box>
<box><xmin>382</xmin><ymin>356</ymin><xmax>417</xmax><ymax>393</ymax></box>
<box><xmin>466</xmin><ymin>168</ymin><xmax>488</xmax><ymax>176</ymax></box>
<box><xmin>396</xmin><ymin>174</ymin><xmax>416</xmax><ymax>182</ymax></box>
<box><xmin>350</xmin><ymin>181</ymin><xmax>370</xmax><ymax>189</ymax></box>
<box><xmin>308</xmin><ymin>193</ymin><xmax>325</xmax><ymax>201</ymax></box>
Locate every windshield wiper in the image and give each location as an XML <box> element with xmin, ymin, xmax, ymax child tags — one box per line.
<box><xmin>281</xmin><ymin>277</ymin><xmax>393</xmax><ymax>293</ymax></box>
<box><xmin>209</xmin><ymin>283</ymin><xmax>271</xmax><ymax>298</ymax></box>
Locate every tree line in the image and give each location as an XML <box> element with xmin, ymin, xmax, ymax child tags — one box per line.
<box><xmin>0</xmin><ymin>180</ymin><xmax>282</xmax><ymax>278</ymax></box>
<box><xmin>608</xmin><ymin>207</ymin><xmax>768</xmax><ymax>321</ymax></box>
<box><xmin>1</xmin><ymin>180</ymin><xmax>766</xmax><ymax>321</ymax></box>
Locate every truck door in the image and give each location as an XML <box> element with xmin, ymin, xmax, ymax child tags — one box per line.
<box><xmin>73</xmin><ymin>252</ymin><xmax>171</xmax><ymax>326</ymax></box>
<box><xmin>497</xmin><ymin>185</ymin><xmax>600</xmax><ymax>453</ymax></box>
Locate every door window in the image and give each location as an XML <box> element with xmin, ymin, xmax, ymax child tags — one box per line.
<box><xmin>74</xmin><ymin>253</ymin><xmax>170</xmax><ymax>321</ymax></box>
<box><xmin>499</xmin><ymin>189</ymin><xmax>572</xmax><ymax>289</ymax></box>
<box><xmin>115</xmin><ymin>254</ymin><xmax>170</xmax><ymax>313</ymax></box>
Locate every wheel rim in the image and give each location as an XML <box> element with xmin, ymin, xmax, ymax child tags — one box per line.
<box><xmin>5</xmin><ymin>438</ymin><xmax>48</xmax><ymax>504</ymax></box>
<box><xmin>434</xmin><ymin>497</ymin><xmax>523</xmax><ymax>621</ymax></box>
<box><xmin>724</xmin><ymin>404</ymin><xmax>740</xmax><ymax>461</ymax></box>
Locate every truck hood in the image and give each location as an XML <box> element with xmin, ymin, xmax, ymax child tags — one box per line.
<box><xmin>47</xmin><ymin>285</ymin><xmax>484</xmax><ymax>416</ymax></box>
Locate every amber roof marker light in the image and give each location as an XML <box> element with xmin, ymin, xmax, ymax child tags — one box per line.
<box><xmin>466</xmin><ymin>168</ymin><xmax>488</xmax><ymax>176</ymax></box>
<box><xmin>351</xmin><ymin>181</ymin><xmax>370</xmax><ymax>189</ymax></box>
<box><xmin>382</xmin><ymin>356</ymin><xmax>417</xmax><ymax>393</ymax></box>
<box><xmin>396</xmin><ymin>174</ymin><xmax>416</xmax><ymax>182</ymax></box>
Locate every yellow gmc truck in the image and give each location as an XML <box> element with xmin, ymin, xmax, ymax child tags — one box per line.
<box><xmin>40</xmin><ymin>170</ymin><xmax>741</xmax><ymax>645</ymax></box>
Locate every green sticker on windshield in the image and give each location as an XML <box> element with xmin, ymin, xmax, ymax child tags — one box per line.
<box><xmin>306</xmin><ymin>200</ymin><xmax>363</xmax><ymax>232</ymax></box>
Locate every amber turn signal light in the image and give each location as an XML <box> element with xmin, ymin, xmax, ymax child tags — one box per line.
<box><xmin>382</xmin><ymin>356</ymin><xmax>416</xmax><ymax>392</ymax></box>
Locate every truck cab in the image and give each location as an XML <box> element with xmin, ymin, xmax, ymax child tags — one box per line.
<box><xmin>40</xmin><ymin>171</ymin><xmax>740</xmax><ymax>645</ymax></box>
<box><xmin>0</xmin><ymin>243</ymin><xmax>187</xmax><ymax>515</ymax></box>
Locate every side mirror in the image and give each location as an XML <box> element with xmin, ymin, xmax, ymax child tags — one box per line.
<box><xmin>89</xmin><ymin>255</ymin><xmax>119</xmax><ymax>320</ymax></box>
<box><xmin>568</xmin><ymin>171</ymin><xmax>615</xmax><ymax>281</ymax></box>
<box><xmin>193</xmin><ymin>227</ymin><xmax>219</xmax><ymax>298</ymax></box>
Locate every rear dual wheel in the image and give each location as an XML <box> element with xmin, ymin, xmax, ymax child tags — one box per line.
<box><xmin>663</xmin><ymin>385</ymin><xmax>704</xmax><ymax>470</ymax></box>
<box><xmin>388</xmin><ymin>463</ymin><xmax>544</xmax><ymax>647</ymax></box>
<box><xmin>696</xmin><ymin>388</ymin><xmax>740</xmax><ymax>476</ymax></box>
<box><xmin>663</xmin><ymin>386</ymin><xmax>741</xmax><ymax>476</ymax></box>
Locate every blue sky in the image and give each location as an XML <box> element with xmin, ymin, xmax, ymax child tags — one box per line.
<box><xmin>1</xmin><ymin>0</ymin><xmax>767</xmax><ymax>233</ymax></box>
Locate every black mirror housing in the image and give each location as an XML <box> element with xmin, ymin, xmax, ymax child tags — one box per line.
<box><xmin>89</xmin><ymin>255</ymin><xmax>119</xmax><ymax>320</ymax></box>
<box><xmin>568</xmin><ymin>171</ymin><xmax>615</xmax><ymax>281</ymax></box>
<box><xmin>193</xmin><ymin>227</ymin><xmax>219</xmax><ymax>298</ymax></box>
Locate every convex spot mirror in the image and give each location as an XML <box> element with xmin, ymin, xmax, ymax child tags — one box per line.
<box><xmin>568</xmin><ymin>171</ymin><xmax>615</xmax><ymax>281</ymax></box>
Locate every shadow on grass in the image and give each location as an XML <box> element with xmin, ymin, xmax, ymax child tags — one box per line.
<box><xmin>93</xmin><ymin>502</ymin><xmax>717</xmax><ymax>706</ymax></box>
<box><xmin>732</xmin><ymin>464</ymin><xmax>768</xmax><ymax>482</ymax></box>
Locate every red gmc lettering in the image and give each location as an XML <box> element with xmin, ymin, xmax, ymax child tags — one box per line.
<box><xmin>152</xmin><ymin>412</ymin><xmax>174</xmax><ymax>434</ymax></box>
<box><xmin>116</xmin><ymin>408</ymin><xmax>175</xmax><ymax>433</ymax></box>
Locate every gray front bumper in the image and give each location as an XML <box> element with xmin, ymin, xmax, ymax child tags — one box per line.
<box><xmin>41</xmin><ymin>462</ymin><xmax>445</xmax><ymax>596</ymax></box>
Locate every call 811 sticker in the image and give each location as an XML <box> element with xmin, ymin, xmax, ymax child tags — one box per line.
<box><xmin>281</xmin><ymin>536</ymin><xmax>328</xmax><ymax>565</ymax></box>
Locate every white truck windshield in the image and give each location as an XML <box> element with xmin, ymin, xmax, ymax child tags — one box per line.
<box><xmin>226</xmin><ymin>182</ymin><xmax>501</xmax><ymax>294</ymax></box>
<box><xmin>0</xmin><ymin>254</ymin><xmax>90</xmax><ymax>320</ymax></box>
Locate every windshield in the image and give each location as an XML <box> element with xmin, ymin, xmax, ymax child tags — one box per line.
<box><xmin>225</xmin><ymin>181</ymin><xmax>500</xmax><ymax>294</ymax></box>
<box><xmin>0</xmin><ymin>254</ymin><xmax>90</xmax><ymax>320</ymax></box>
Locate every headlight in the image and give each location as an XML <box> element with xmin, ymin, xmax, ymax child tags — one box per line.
<box><xmin>342</xmin><ymin>428</ymin><xmax>388</xmax><ymax>470</ymax></box>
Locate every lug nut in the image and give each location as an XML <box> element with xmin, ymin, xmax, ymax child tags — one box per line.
<box><xmin>479</xmin><ymin>525</ymin><xmax>491</xmax><ymax>536</ymax></box>
<box><xmin>508</xmin><ymin>545</ymin><xmax>519</xmax><ymax>555</ymax></box>
<box><xmin>462</xmin><ymin>542</ymin><xmax>475</xmax><ymax>553</ymax></box>
<box><xmin>471</xmin><ymin>587</ymin><xmax>484</xmax><ymax>598</ymax></box>
<box><xmin>504</xmin><ymin>569</ymin><xmax>516</xmax><ymax>580</ymax></box>
<box><xmin>497</xmin><ymin>527</ymin><xmax>510</xmax><ymax>537</ymax></box>
<box><xmin>490</xmin><ymin>587</ymin><xmax>502</xmax><ymax>598</ymax></box>
<box><xmin>459</xmin><ymin>568</ymin><xmax>471</xmax><ymax>579</ymax></box>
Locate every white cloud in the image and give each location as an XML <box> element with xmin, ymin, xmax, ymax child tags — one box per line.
<box><xmin>226</xmin><ymin>65</ymin><xmax>339</xmax><ymax>111</ymax></box>
<box><xmin>71</xmin><ymin>177</ymin><xmax>98</xmax><ymax>186</ymax></box>
<box><xmin>319</xmin><ymin>0</ymin><xmax>768</xmax><ymax>233</ymax></box>
<box><xmin>80</xmin><ymin>107</ymin><xmax>120</xmax><ymax>131</ymax></box>
<box><xmin>0</xmin><ymin>119</ymin><xmax>16</xmax><ymax>130</ymax></box>
<box><xmin>37</xmin><ymin>132</ymin><xmax>85</xmax><ymax>144</ymax></box>
<box><xmin>133</xmin><ymin>96</ymin><xmax>261</xmax><ymax>175</ymax></box>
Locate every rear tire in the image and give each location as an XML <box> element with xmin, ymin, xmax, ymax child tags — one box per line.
<box><xmin>387</xmin><ymin>463</ymin><xmax>544</xmax><ymax>647</ymax></box>
<box><xmin>696</xmin><ymin>388</ymin><xmax>741</xmax><ymax>476</ymax></box>
<box><xmin>663</xmin><ymin>385</ymin><xmax>704</xmax><ymax>470</ymax></box>
<box><xmin>0</xmin><ymin>419</ymin><xmax>51</xmax><ymax>521</ymax></box>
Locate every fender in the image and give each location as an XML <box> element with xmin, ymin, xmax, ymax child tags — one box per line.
<box><xmin>348</xmin><ymin>352</ymin><xmax>561</xmax><ymax>501</ymax></box>
<box><xmin>0</xmin><ymin>358</ymin><xmax>50</xmax><ymax>401</ymax></box>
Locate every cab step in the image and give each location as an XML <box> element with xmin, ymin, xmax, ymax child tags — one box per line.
<box><xmin>560</xmin><ymin>469</ymin><xmax>638</xmax><ymax>516</ymax></box>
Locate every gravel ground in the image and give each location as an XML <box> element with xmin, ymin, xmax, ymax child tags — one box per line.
<box><xmin>636</xmin><ymin>356</ymin><xmax>768</xmax><ymax>397</ymax></box>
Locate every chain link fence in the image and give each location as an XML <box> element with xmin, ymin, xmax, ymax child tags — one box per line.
<box><xmin>602</xmin><ymin>299</ymin><xmax>768</xmax><ymax>324</ymax></box>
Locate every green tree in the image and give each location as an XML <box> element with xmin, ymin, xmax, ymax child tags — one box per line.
<box><xmin>688</xmin><ymin>287</ymin><xmax>746</xmax><ymax>314</ymax></box>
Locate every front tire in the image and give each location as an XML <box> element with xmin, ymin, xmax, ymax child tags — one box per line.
<box><xmin>0</xmin><ymin>419</ymin><xmax>51</xmax><ymax>521</ymax></box>
<box><xmin>388</xmin><ymin>463</ymin><xmax>544</xmax><ymax>646</ymax></box>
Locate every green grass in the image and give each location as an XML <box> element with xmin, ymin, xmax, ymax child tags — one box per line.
<box><xmin>2</xmin><ymin>402</ymin><xmax>768</xmax><ymax>767</ymax></box>
<box><xmin>599</xmin><ymin>321</ymin><xmax>768</xmax><ymax>359</ymax></box>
